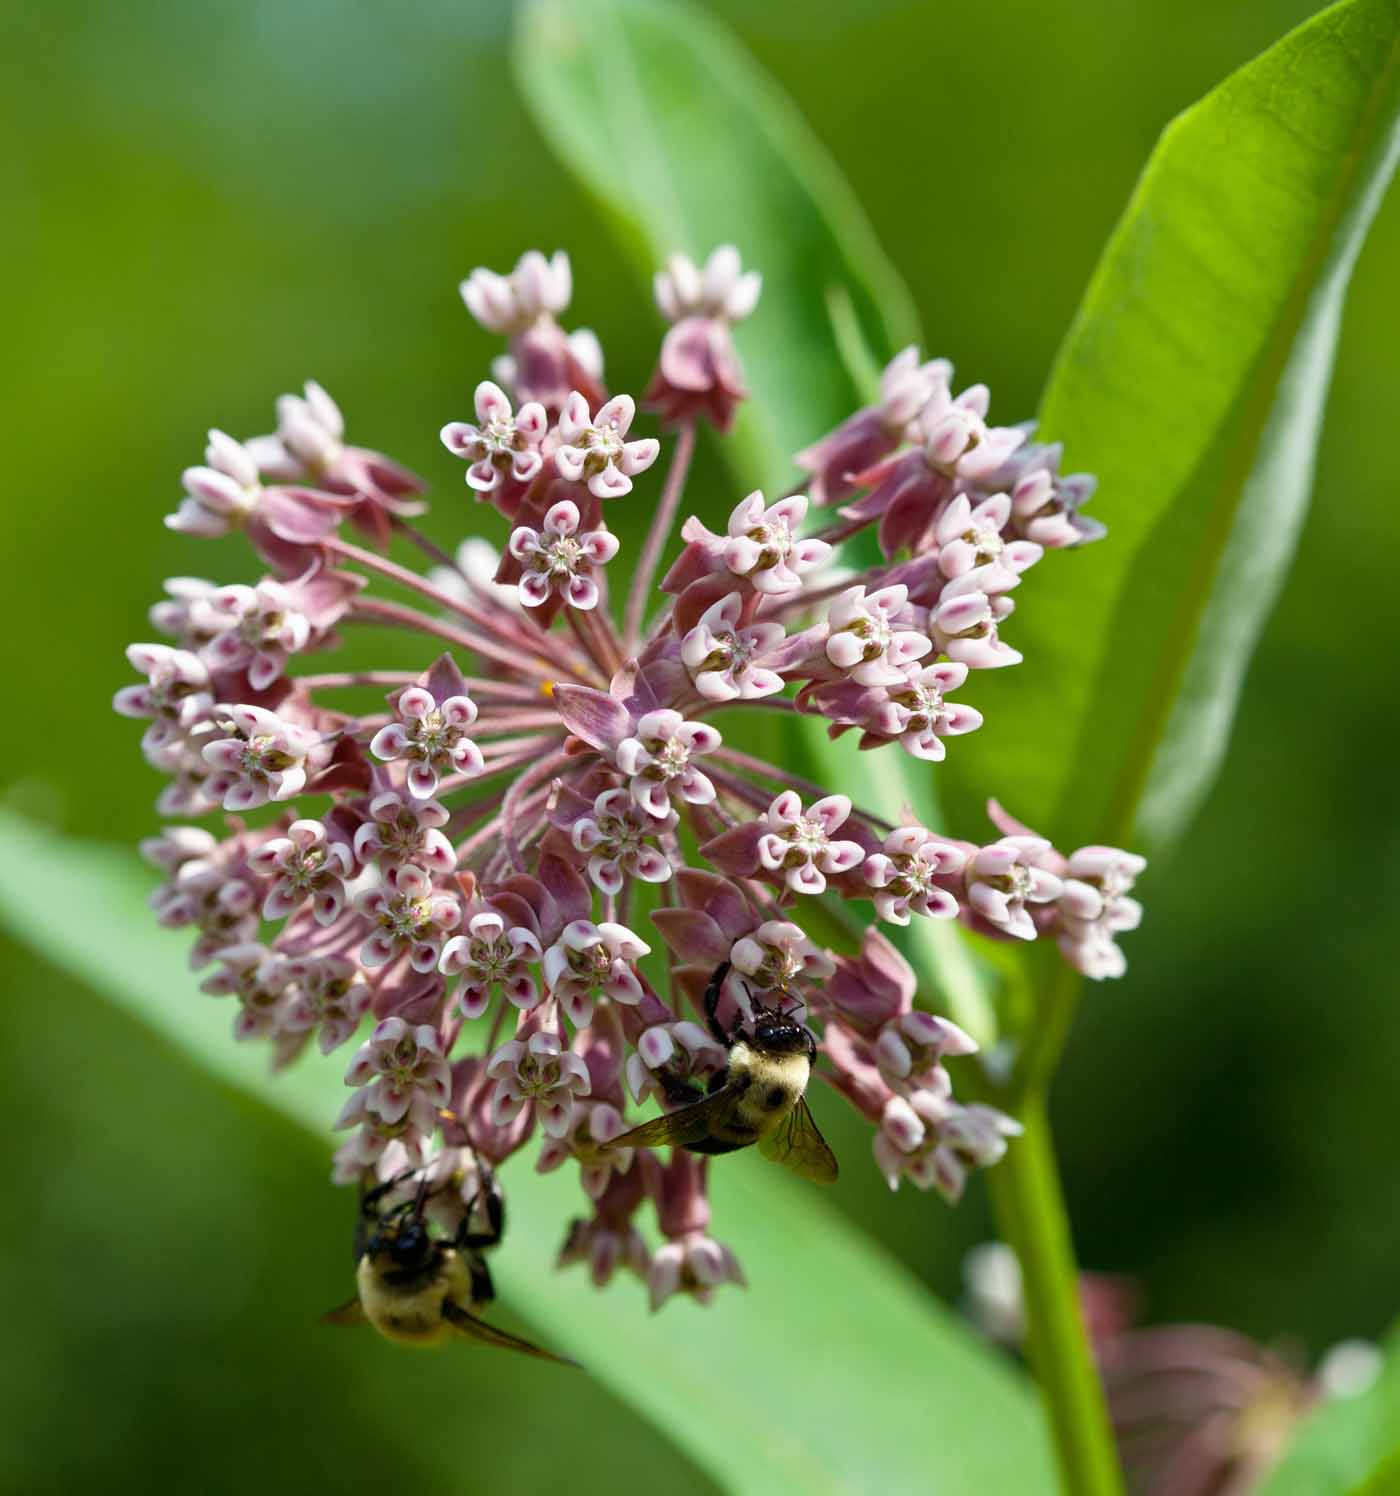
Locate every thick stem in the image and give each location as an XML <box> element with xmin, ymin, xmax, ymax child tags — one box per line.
<box><xmin>984</xmin><ymin>1090</ymin><xmax>1124</xmax><ymax>1496</ymax></box>
<box><xmin>625</xmin><ymin>420</ymin><xmax>696</xmax><ymax>652</ymax></box>
<box><xmin>1011</xmin><ymin>961</ymin><xmax>1082</xmax><ymax>1104</ymax></box>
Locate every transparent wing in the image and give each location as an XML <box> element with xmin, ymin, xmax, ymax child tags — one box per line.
<box><xmin>320</xmin><ymin>1296</ymin><xmax>367</xmax><ymax>1327</ymax></box>
<box><xmin>758</xmin><ymin>1096</ymin><xmax>839</xmax><ymax>1184</ymax></box>
<box><xmin>606</xmin><ymin>1088</ymin><xmax>733</xmax><ymax>1151</ymax></box>
<box><xmin>442</xmin><ymin>1301</ymin><xmax>580</xmax><ymax>1367</ymax></box>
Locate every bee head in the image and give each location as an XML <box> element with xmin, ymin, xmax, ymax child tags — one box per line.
<box><xmin>374</xmin><ymin>1214</ymin><xmax>435</xmax><ymax>1272</ymax></box>
<box><xmin>751</xmin><ymin>1011</ymin><xmax>817</xmax><ymax>1062</ymax></box>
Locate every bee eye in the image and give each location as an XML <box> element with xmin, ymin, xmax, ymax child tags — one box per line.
<box><xmin>391</xmin><ymin>1223</ymin><xmax>429</xmax><ymax>1266</ymax></box>
<box><xmin>765</xmin><ymin>1086</ymin><xmax>787</xmax><ymax>1109</ymax></box>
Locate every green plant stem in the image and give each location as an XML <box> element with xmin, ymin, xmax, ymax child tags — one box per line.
<box><xmin>1010</xmin><ymin>960</ymin><xmax>1081</xmax><ymax>1104</ymax></box>
<box><xmin>984</xmin><ymin>1089</ymin><xmax>1124</xmax><ymax>1496</ymax></box>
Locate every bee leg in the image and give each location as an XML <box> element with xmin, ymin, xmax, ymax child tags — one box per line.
<box><xmin>659</xmin><ymin>1072</ymin><xmax>706</xmax><ymax>1107</ymax></box>
<box><xmin>359</xmin><ymin>1167</ymin><xmax>418</xmax><ymax>1216</ymax></box>
<box><xmin>352</xmin><ymin>1167</ymin><xmax>418</xmax><ymax>1261</ymax></box>
<box><xmin>465</xmin><ymin>1250</ymin><xmax>495</xmax><ymax>1305</ymax></box>
<box><xmin>702</xmin><ymin>960</ymin><xmax>734</xmax><ymax>1047</ymax></box>
<box><xmin>458</xmin><ymin>1177</ymin><xmax>505</xmax><ymax>1251</ymax></box>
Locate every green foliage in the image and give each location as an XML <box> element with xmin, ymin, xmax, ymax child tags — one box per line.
<box><xmin>0</xmin><ymin>810</ymin><xmax>1055</xmax><ymax>1496</ymax></box>
<box><xmin>1260</xmin><ymin>1326</ymin><xmax>1400</xmax><ymax>1495</ymax></box>
<box><xmin>941</xmin><ymin>0</ymin><xmax>1400</xmax><ymax>856</ymax></box>
<box><xmin>515</xmin><ymin>0</ymin><xmax>920</xmax><ymax>489</ymax></box>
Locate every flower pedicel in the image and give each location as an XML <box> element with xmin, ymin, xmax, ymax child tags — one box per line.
<box><xmin>116</xmin><ymin>246</ymin><xmax>1145</xmax><ymax>1313</ymax></box>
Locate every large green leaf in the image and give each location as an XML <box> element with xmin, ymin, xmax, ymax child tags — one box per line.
<box><xmin>942</xmin><ymin>0</ymin><xmax>1400</xmax><ymax>855</ymax></box>
<box><xmin>1260</xmin><ymin>1326</ymin><xmax>1400</xmax><ymax>1495</ymax></box>
<box><xmin>514</xmin><ymin>0</ymin><xmax>920</xmax><ymax>490</ymax></box>
<box><xmin>0</xmin><ymin>810</ymin><xmax>1054</xmax><ymax>1496</ymax></box>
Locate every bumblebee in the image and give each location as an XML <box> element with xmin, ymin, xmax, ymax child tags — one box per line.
<box><xmin>608</xmin><ymin>962</ymin><xmax>838</xmax><ymax>1184</ymax></box>
<box><xmin>323</xmin><ymin>1162</ymin><xmax>576</xmax><ymax>1364</ymax></box>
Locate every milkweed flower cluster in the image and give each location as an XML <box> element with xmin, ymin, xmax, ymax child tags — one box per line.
<box><xmin>116</xmin><ymin>245</ymin><xmax>1144</xmax><ymax>1311</ymax></box>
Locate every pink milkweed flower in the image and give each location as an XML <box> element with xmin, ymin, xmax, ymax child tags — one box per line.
<box><xmin>964</xmin><ymin>836</ymin><xmax>1065</xmax><ymax>941</ymax></box>
<box><xmin>168</xmin><ymin>426</ymin><xmax>356</xmax><ymax>564</ymax></box>
<box><xmin>645</xmin><ymin>245</ymin><xmax>760</xmax><ymax>433</ymax></box>
<box><xmin>995</xmin><ymin>440</ymin><xmax>1105</xmax><ymax>549</ymax></box>
<box><xmin>875</xmin><ymin>1094</ymin><xmax>1021</xmax><ymax>1201</ymax></box>
<box><xmin>571</xmin><ymin>788</ymin><xmax>673</xmax><ymax>895</ymax></box>
<box><xmin>278</xmin><ymin>953</ymin><xmax>372</xmax><ymax>1055</ymax></box>
<box><xmin>148</xmin><ymin>576</ymin><xmax>228</xmax><ymax>648</ymax></box>
<box><xmin>355</xmin><ymin>863</ymin><xmax>461</xmax><ymax>972</ymax></box>
<box><xmin>874</xmin><ymin>1010</ymin><xmax>977</xmax><ymax>1090</ymax></box>
<box><xmin>827</xmin><ymin>928</ymin><xmax>920</xmax><ymax>1036</ymax></box>
<box><xmin>796</xmin><ymin>347</ymin><xmax>952</xmax><ymax>506</ymax></box>
<box><xmin>654</xmin><ymin>246</ymin><xmax>762</xmax><ymax>324</ymax></box>
<box><xmin>866</xmin><ymin>660</ymin><xmax>984</xmax><ymax>761</ymax></box>
<box><xmin>492</xmin><ymin>326</ymin><xmax>604</xmax><ymax>405</ymax></box>
<box><xmin>680</xmin><ymin>592</ymin><xmax>787</xmax><ymax>701</ymax></box>
<box><xmin>647</xmin><ymin>1153</ymin><xmax>744</xmax><ymax>1311</ymax></box>
<box><xmin>729</xmin><ymin>920</ymin><xmax>834</xmax><ymax>992</ymax></box>
<box><xmin>440</xmin><ymin>380</ymin><xmax>548</xmax><ymax>494</ymax></box>
<box><xmin>559</xmin><ymin>1168</ymin><xmax>652</xmax><ymax>1288</ymax></box>
<box><xmin>554</xmin><ymin>392</ymin><xmax>660</xmax><ymax>499</ymax></box>
<box><xmin>536</xmin><ymin>1097</ymin><xmax>634</xmax><ymax>1201</ymax></box>
<box><xmin>824</xmin><ymin>583</ymin><xmax>934</xmax><ymax>688</ymax></box>
<box><xmin>248</xmin><ymin>381</ymin><xmax>427</xmax><ymax>546</ymax></box>
<box><xmin>864</xmin><ymin>826</ymin><xmax>966</xmax><ymax>925</ymax></box>
<box><xmin>439</xmin><ymin>911</ymin><xmax>544</xmax><ymax>1019</ymax></box>
<box><xmin>615</xmin><ymin>709</ymin><xmax>721</xmax><ymax>819</ymax></box>
<box><xmin>248</xmin><ymin>817</ymin><xmax>355</xmax><ymax>924</ymax></box>
<box><xmin>487</xmin><ymin>1027</ymin><xmax>592</xmax><ymax>1139</ymax></box>
<box><xmin>352</xmin><ymin>790</ymin><xmax>457</xmax><ymax>876</ymax></box>
<box><xmin>342</xmin><ymin>1016</ymin><xmax>453</xmax><ymax>1131</ymax></box>
<box><xmin>1056</xmin><ymin>845</ymin><xmax>1147</xmax><ymax>981</ymax></box>
<box><xmin>198</xmin><ymin>579</ymin><xmax>313</xmax><ymax>690</ymax></box>
<box><xmin>935</xmin><ymin>492</ymin><xmax>1044</xmax><ymax>585</ymax></box>
<box><xmin>541</xmin><ymin>919</ymin><xmax>650</xmax><ymax>1028</ymax></box>
<box><xmin>370</xmin><ymin>683</ymin><xmax>484</xmax><ymax>799</ymax></box>
<box><xmin>148</xmin><ymin>847</ymin><xmax>259</xmax><ymax>970</ymax></box>
<box><xmin>508</xmin><ymin>500</ymin><xmax>619</xmax><ymax>611</ymax></box>
<box><xmin>914</xmin><ymin>376</ymin><xmax>1026</xmax><ymax>484</ymax></box>
<box><xmin>625</xmin><ymin>1021</ymin><xmax>726</xmax><ymax>1106</ymax></box>
<box><xmin>461</xmin><ymin>249</ymin><xmax>573</xmax><ymax>334</ymax></box>
<box><xmin>756</xmin><ymin>791</ymin><xmax>865</xmax><ymax>895</ymax></box>
<box><xmin>463</xmin><ymin>251</ymin><xmax>607</xmax><ymax>416</ymax></box>
<box><xmin>929</xmin><ymin>575</ymin><xmax>1023</xmax><ymax>669</ymax></box>
<box><xmin>719</xmin><ymin>490</ymin><xmax>830</xmax><ymax>595</ymax></box>
<box><xmin>114</xmin><ymin>643</ymin><xmax>214</xmax><ymax>765</ymax></box>
<box><xmin>201</xmin><ymin>704</ymin><xmax>322</xmax><ymax>811</ymax></box>
<box><xmin>166</xmin><ymin>429</ymin><xmax>265</xmax><ymax>538</ymax></box>
<box><xmin>648</xmin><ymin>1231</ymin><xmax>747</xmax><ymax>1312</ymax></box>
<box><xmin>199</xmin><ymin>942</ymin><xmax>294</xmax><ymax>1042</ymax></box>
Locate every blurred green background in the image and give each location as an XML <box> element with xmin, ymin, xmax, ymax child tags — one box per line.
<box><xmin>3</xmin><ymin>0</ymin><xmax>1397</xmax><ymax>1490</ymax></box>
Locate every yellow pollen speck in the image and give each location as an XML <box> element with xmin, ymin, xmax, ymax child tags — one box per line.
<box><xmin>539</xmin><ymin>679</ymin><xmax>556</xmax><ymax>698</ymax></box>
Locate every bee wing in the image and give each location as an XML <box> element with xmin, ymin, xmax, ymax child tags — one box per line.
<box><xmin>320</xmin><ymin>1296</ymin><xmax>367</xmax><ymax>1327</ymax></box>
<box><xmin>605</xmin><ymin>1088</ymin><xmax>734</xmax><ymax>1151</ymax></box>
<box><xmin>758</xmin><ymin>1095</ymin><xmax>839</xmax><ymax>1184</ymax></box>
<box><xmin>442</xmin><ymin>1301</ymin><xmax>581</xmax><ymax>1367</ymax></box>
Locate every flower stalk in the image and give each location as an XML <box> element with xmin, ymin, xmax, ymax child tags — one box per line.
<box><xmin>983</xmin><ymin>1089</ymin><xmax>1125</xmax><ymax>1496</ymax></box>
